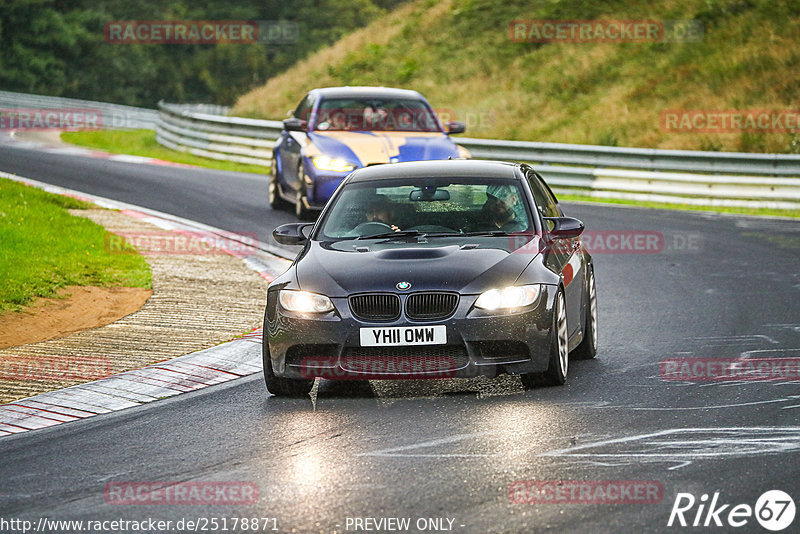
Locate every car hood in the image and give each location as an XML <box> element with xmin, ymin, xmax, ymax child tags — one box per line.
<box><xmin>307</xmin><ymin>131</ymin><xmax>461</xmax><ymax>166</ymax></box>
<box><xmin>294</xmin><ymin>240</ymin><xmax>539</xmax><ymax>297</ymax></box>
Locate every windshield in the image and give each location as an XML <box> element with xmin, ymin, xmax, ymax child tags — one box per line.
<box><xmin>312</xmin><ymin>97</ymin><xmax>441</xmax><ymax>132</ymax></box>
<box><xmin>317</xmin><ymin>178</ymin><xmax>533</xmax><ymax>240</ymax></box>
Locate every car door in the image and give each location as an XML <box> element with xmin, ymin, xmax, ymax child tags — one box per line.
<box><xmin>527</xmin><ymin>170</ymin><xmax>583</xmax><ymax>337</ymax></box>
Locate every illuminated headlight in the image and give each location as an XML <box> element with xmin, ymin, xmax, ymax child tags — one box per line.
<box><xmin>312</xmin><ymin>155</ymin><xmax>357</xmax><ymax>172</ymax></box>
<box><xmin>474</xmin><ymin>284</ymin><xmax>541</xmax><ymax>311</ymax></box>
<box><xmin>279</xmin><ymin>290</ymin><xmax>334</xmax><ymax>313</ymax></box>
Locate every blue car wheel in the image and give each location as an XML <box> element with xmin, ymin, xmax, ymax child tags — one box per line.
<box><xmin>295</xmin><ymin>160</ymin><xmax>312</xmax><ymax>220</ymax></box>
<box><xmin>268</xmin><ymin>158</ymin><xmax>287</xmax><ymax>209</ymax></box>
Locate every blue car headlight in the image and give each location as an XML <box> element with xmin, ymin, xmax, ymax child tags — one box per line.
<box><xmin>312</xmin><ymin>155</ymin><xmax>357</xmax><ymax>173</ymax></box>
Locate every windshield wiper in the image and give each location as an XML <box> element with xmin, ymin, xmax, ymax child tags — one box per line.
<box><xmin>460</xmin><ymin>230</ymin><xmax>513</xmax><ymax>237</ymax></box>
<box><xmin>419</xmin><ymin>232</ymin><xmax>466</xmax><ymax>237</ymax></box>
<box><xmin>355</xmin><ymin>230</ymin><xmax>426</xmax><ymax>240</ymax></box>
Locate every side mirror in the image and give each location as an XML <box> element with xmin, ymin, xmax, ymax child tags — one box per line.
<box><xmin>543</xmin><ymin>217</ymin><xmax>584</xmax><ymax>239</ymax></box>
<box><xmin>283</xmin><ymin>118</ymin><xmax>307</xmax><ymax>132</ymax></box>
<box><xmin>273</xmin><ymin>223</ymin><xmax>313</xmax><ymax>245</ymax></box>
<box><xmin>446</xmin><ymin>121</ymin><xmax>466</xmax><ymax>135</ymax></box>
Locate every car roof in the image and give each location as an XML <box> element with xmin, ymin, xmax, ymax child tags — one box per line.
<box><xmin>309</xmin><ymin>86</ymin><xmax>426</xmax><ymax>101</ymax></box>
<box><xmin>346</xmin><ymin>160</ymin><xmax>523</xmax><ymax>183</ymax></box>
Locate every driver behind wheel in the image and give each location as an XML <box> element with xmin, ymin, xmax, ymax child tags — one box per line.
<box><xmin>483</xmin><ymin>184</ymin><xmax>527</xmax><ymax>233</ymax></box>
<box><xmin>365</xmin><ymin>199</ymin><xmax>401</xmax><ymax>231</ymax></box>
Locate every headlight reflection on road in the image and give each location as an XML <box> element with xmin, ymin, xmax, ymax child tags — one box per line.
<box><xmin>272</xmin><ymin>414</ymin><xmax>345</xmax><ymax>496</ymax></box>
<box><xmin>291</xmin><ymin>451</ymin><xmax>324</xmax><ymax>487</ymax></box>
<box><xmin>474</xmin><ymin>401</ymin><xmax>571</xmax><ymax>459</ymax></box>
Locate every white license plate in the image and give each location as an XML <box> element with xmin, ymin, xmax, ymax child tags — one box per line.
<box><xmin>360</xmin><ymin>325</ymin><xmax>446</xmax><ymax>347</ymax></box>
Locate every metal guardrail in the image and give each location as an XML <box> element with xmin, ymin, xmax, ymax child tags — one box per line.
<box><xmin>155</xmin><ymin>102</ymin><xmax>800</xmax><ymax>209</ymax></box>
<box><xmin>0</xmin><ymin>90</ymin><xmax>158</xmax><ymax>130</ymax></box>
<box><xmin>155</xmin><ymin>102</ymin><xmax>280</xmax><ymax>166</ymax></box>
<box><xmin>457</xmin><ymin>137</ymin><xmax>800</xmax><ymax>176</ymax></box>
<box><xmin>4</xmin><ymin>92</ymin><xmax>795</xmax><ymax>209</ymax></box>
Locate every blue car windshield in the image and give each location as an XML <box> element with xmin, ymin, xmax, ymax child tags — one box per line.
<box><xmin>313</xmin><ymin>98</ymin><xmax>441</xmax><ymax>132</ymax></box>
<box><xmin>318</xmin><ymin>179</ymin><xmax>533</xmax><ymax>240</ymax></box>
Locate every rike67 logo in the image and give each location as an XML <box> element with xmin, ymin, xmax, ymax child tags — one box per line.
<box><xmin>668</xmin><ymin>490</ymin><xmax>796</xmax><ymax>531</ymax></box>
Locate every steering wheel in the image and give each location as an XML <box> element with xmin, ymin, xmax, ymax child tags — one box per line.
<box><xmin>352</xmin><ymin>221</ymin><xmax>393</xmax><ymax>236</ymax></box>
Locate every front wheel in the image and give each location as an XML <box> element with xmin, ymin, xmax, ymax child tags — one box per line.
<box><xmin>294</xmin><ymin>161</ymin><xmax>312</xmax><ymax>220</ymax></box>
<box><xmin>268</xmin><ymin>159</ymin><xmax>287</xmax><ymax>209</ymax></box>
<box><xmin>262</xmin><ymin>339</ymin><xmax>314</xmax><ymax>397</ymax></box>
<box><xmin>521</xmin><ymin>289</ymin><xmax>568</xmax><ymax>388</ymax></box>
<box><xmin>572</xmin><ymin>267</ymin><xmax>597</xmax><ymax>359</ymax></box>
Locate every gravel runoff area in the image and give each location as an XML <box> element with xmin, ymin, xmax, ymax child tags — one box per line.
<box><xmin>0</xmin><ymin>207</ymin><xmax>272</xmax><ymax>404</ymax></box>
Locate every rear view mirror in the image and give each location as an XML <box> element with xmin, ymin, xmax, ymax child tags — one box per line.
<box><xmin>409</xmin><ymin>189</ymin><xmax>450</xmax><ymax>201</ymax></box>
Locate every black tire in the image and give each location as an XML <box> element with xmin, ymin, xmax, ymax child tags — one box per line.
<box><xmin>521</xmin><ymin>289</ymin><xmax>569</xmax><ymax>388</ymax></box>
<box><xmin>294</xmin><ymin>161</ymin><xmax>312</xmax><ymax>220</ymax></box>
<box><xmin>573</xmin><ymin>266</ymin><xmax>598</xmax><ymax>360</ymax></box>
<box><xmin>268</xmin><ymin>159</ymin><xmax>288</xmax><ymax>209</ymax></box>
<box><xmin>262</xmin><ymin>338</ymin><xmax>314</xmax><ymax>397</ymax></box>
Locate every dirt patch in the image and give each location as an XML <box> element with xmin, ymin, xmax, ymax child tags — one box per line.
<box><xmin>0</xmin><ymin>286</ymin><xmax>152</xmax><ymax>349</ymax></box>
<box><xmin>12</xmin><ymin>130</ymin><xmax>65</xmax><ymax>147</ymax></box>
<box><xmin>0</xmin><ymin>207</ymin><xmax>274</xmax><ymax>405</ymax></box>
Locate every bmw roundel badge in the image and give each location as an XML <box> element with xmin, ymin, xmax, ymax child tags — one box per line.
<box><xmin>396</xmin><ymin>281</ymin><xmax>411</xmax><ymax>291</ymax></box>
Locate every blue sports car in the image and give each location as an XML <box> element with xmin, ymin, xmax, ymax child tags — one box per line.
<box><xmin>269</xmin><ymin>86</ymin><xmax>469</xmax><ymax>218</ymax></box>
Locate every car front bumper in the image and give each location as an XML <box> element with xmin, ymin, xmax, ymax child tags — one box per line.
<box><xmin>305</xmin><ymin>169</ymin><xmax>350</xmax><ymax>208</ymax></box>
<box><xmin>265</xmin><ymin>285</ymin><xmax>557</xmax><ymax>380</ymax></box>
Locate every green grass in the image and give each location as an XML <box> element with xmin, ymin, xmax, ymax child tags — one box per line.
<box><xmin>60</xmin><ymin>130</ymin><xmax>270</xmax><ymax>174</ymax></box>
<box><xmin>0</xmin><ymin>178</ymin><xmax>152</xmax><ymax>313</ymax></box>
<box><xmin>557</xmin><ymin>192</ymin><xmax>800</xmax><ymax>218</ymax></box>
<box><xmin>234</xmin><ymin>0</ymin><xmax>800</xmax><ymax>154</ymax></box>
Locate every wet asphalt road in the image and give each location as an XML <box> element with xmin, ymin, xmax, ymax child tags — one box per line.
<box><xmin>1</xmin><ymin>139</ymin><xmax>799</xmax><ymax>533</ymax></box>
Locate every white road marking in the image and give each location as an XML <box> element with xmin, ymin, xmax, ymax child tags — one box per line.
<box><xmin>539</xmin><ymin>427</ymin><xmax>800</xmax><ymax>469</ymax></box>
<box><xmin>108</xmin><ymin>154</ymin><xmax>156</xmax><ymax>164</ymax></box>
<box><xmin>595</xmin><ymin>398</ymin><xmax>792</xmax><ymax>411</ymax></box>
<box><xmin>687</xmin><ymin>334</ymin><xmax>779</xmax><ymax>345</ymax></box>
<box><xmin>667</xmin><ymin>461</ymin><xmax>692</xmax><ymax>470</ymax></box>
<box><xmin>358</xmin><ymin>432</ymin><xmax>494</xmax><ymax>457</ymax></box>
<box><xmin>361</xmin><ymin>453</ymin><xmax>497</xmax><ymax>458</ymax></box>
<box><xmin>741</xmin><ymin>348</ymin><xmax>800</xmax><ymax>357</ymax></box>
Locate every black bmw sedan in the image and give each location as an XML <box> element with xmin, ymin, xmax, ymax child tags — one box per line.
<box><xmin>263</xmin><ymin>160</ymin><xmax>597</xmax><ymax>396</ymax></box>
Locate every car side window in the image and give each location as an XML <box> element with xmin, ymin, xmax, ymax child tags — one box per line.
<box><xmin>293</xmin><ymin>95</ymin><xmax>314</xmax><ymax>121</ymax></box>
<box><xmin>526</xmin><ymin>170</ymin><xmax>559</xmax><ymax>219</ymax></box>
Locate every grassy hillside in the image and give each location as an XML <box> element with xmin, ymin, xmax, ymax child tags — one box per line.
<box><xmin>233</xmin><ymin>0</ymin><xmax>800</xmax><ymax>153</ymax></box>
